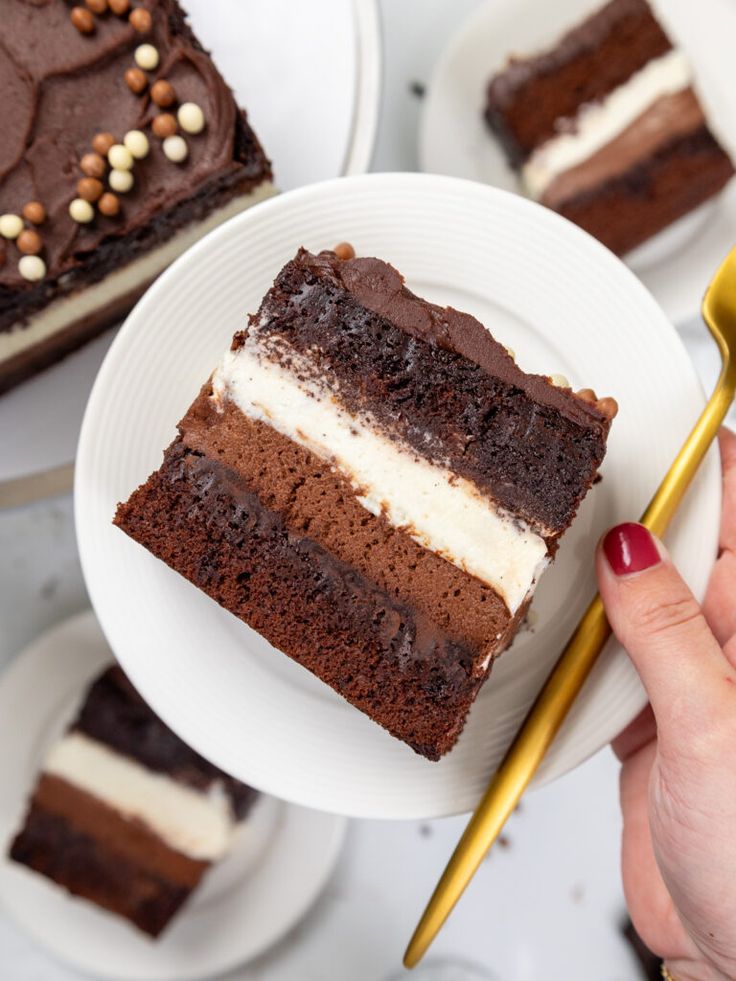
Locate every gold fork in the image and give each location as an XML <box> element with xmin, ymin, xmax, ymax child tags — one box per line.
<box><xmin>404</xmin><ymin>245</ymin><xmax>736</xmax><ymax>969</ymax></box>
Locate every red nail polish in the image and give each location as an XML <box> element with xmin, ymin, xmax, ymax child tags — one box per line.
<box><xmin>603</xmin><ymin>522</ymin><xmax>661</xmax><ymax>576</ymax></box>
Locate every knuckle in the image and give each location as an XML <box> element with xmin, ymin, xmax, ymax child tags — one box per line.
<box><xmin>625</xmin><ymin>586</ymin><xmax>703</xmax><ymax>640</ymax></box>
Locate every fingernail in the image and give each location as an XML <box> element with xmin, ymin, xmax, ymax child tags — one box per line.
<box><xmin>602</xmin><ymin>522</ymin><xmax>662</xmax><ymax>576</ymax></box>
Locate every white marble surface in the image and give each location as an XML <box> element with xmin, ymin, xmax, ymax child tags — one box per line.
<box><xmin>1</xmin><ymin>1</ymin><xmax>734</xmax><ymax>978</ymax></box>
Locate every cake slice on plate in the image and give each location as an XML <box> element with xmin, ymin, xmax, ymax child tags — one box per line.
<box><xmin>0</xmin><ymin>0</ymin><xmax>273</xmax><ymax>394</ymax></box>
<box><xmin>484</xmin><ymin>0</ymin><xmax>734</xmax><ymax>255</ymax></box>
<box><xmin>9</xmin><ymin>665</ymin><xmax>257</xmax><ymax>937</ymax></box>
<box><xmin>115</xmin><ymin>246</ymin><xmax>616</xmax><ymax>761</ymax></box>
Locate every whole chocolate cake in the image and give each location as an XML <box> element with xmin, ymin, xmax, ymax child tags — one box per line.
<box><xmin>10</xmin><ymin>665</ymin><xmax>258</xmax><ymax>937</ymax></box>
<box><xmin>484</xmin><ymin>0</ymin><xmax>734</xmax><ymax>255</ymax></box>
<box><xmin>0</xmin><ymin>0</ymin><xmax>273</xmax><ymax>393</ymax></box>
<box><xmin>115</xmin><ymin>246</ymin><xmax>616</xmax><ymax>761</ymax></box>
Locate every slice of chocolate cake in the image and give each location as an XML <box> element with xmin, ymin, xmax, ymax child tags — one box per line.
<box><xmin>0</xmin><ymin>0</ymin><xmax>273</xmax><ymax>394</ymax></box>
<box><xmin>9</xmin><ymin>665</ymin><xmax>257</xmax><ymax>937</ymax></box>
<box><xmin>115</xmin><ymin>247</ymin><xmax>615</xmax><ymax>761</ymax></box>
<box><xmin>484</xmin><ymin>0</ymin><xmax>734</xmax><ymax>256</ymax></box>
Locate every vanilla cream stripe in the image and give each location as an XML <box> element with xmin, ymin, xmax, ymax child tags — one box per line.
<box><xmin>0</xmin><ymin>182</ymin><xmax>275</xmax><ymax>365</ymax></box>
<box><xmin>212</xmin><ymin>339</ymin><xmax>549</xmax><ymax>614</ymax></box>
<box><xmin>43</xmin><ymin>732</ymin><xmax>236</xmax><ymax>861</ymax></box>
<box><xmin>522</xmin><ymin>49</ymin><xmax>692</xmax><ymax>199</ymax></box>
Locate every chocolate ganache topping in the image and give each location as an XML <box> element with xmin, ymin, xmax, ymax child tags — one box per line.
<box><xmin>0</xmin><ymin>0</ymin><xmax>270</xmax><ymax>303</ymax></box>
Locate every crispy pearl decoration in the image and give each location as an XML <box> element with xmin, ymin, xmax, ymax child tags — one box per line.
<box><xmin>17</xmin><ymin>230</ymin><xmax>43</xmax><ymax>255</ymax></box>
<box><xmin>98</xmin><ymin>192</ymin><xmax>120</xmax><ymax>216</ymax></box>
<box><xmin>177</xmin><ymin>102</ymin><xmax>205</xmax><ymax>134</ymax></box>
<box><xmin>80</xmin><ymin>152</ymin><xmax>106</xmax><ymax>179</ymax></box>
<box><xmin>69</xmin><ymin>198</ymin><xmax>95</xmax><ymax>223</ymax></box>
<box><xmin>0</xmin><ymin>214</ymin><xmax>24</xmax><ymax>239</ymax></box>
<box><xmin>162</xmin><ymin>135</ymin><xmax>188</xmax><ymax>163</ymax></box>
<box><xmin>134</xmin><ymin>44</ymin><xmax>159</xmax><ymax>71</ymax></box>
<box><xmin>19</xmin><ymin>255</ymin><xmax>46</xmax><ymax>281</ymax></box>
<box><xmin>92</xmin><ymin>132</ymin><xmax>115</xmax><ymax>156</ymax></box>
<box><xmin>129</xmin><ymin>7</ymin><xmax>152</xmax><ymax>32</ymax></box>
<box><xmin>108</xmin><ymin>144</ymin><xmax>134</xmax><ymax>170</ymax></box>
<box><xmin>152</xmin><ymin>113</ymin><xmax>177</xmax><ymax>138</ymax></box>
<box><xmin>124</xmin><ymin>67</ymin><xmax>148</xmax><ymax>94</ymax></box>
<box><xmin>109</xmin><ymin>168</ymin><xmax>134</xmax><ymax>193</ymax></box>
<box><xmin>85</xmin><ymin>0</ymin><xmax>108</xmax><ymax>12</ymax></box>
<box><xmin>77</xmin><ymin>177</ymin><xmax>104</xmax><ymax>202</ymax></box>
<box><xmin>150</xmin><ymin>80</ymin><xmax>175</xmax><ymax>107</ymax></box>
<box><xmin>109</xmin><ymin>0</ymin><xmax>130</xmax><ymax>14</ymax></box>
<box><xmin>549</xmin><ymin>373</ymin><xmax>570</xmax><ymax>388</ymax></box>
<box><xmin>22</xmin><ymin>201</ymin><xmax>46</xmax><ymax>225</ymax></box>
<box><xmin>70</xmin><ymin>6</ymin><xmax>95</xmax><ymax>34</ymax></box>
<box><xmin>123</xmin><ymin>130</ymin><xmax>150</xmax><ymax>159</ymax></box>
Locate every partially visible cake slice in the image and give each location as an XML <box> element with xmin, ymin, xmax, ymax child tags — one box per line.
<box><xmin>9</xmin><ymin>666</ymin><xmax>257</xmax><ymax>937</ymax></box>
<box><xmin>484</xmin><ymin>0</ymin><xmax>734</xmax><ymax>255</ymax></box>
<box><xmin>115</xmin><ymin>246</ymin><xmax>616</xmax><ymax>761</ymax></box>
<box><xmin>0</xmin><ymin>0</ymin><xmax>273</xmax><ymax>394</ymax></box>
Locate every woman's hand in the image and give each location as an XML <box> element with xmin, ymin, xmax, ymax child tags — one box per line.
<box><xmin>597</xmin><ymin>428</ymin><xmax>736</xmax><ymax>981</ymax></box>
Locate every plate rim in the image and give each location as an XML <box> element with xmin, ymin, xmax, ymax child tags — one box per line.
<box><xmin>0</xmin><ymin>610</ymin><xmax>347</xmax><ymax>981</ymax></box>
<box><xmin>75</xmin><ymin>170</ymin><xmax>721</xmax><ymax>820</ymax></box>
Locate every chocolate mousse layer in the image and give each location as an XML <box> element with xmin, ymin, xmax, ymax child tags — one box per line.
<box><xmin>0</xmin><ymin>0</ymin><xmax>272</xmax><ymax>393</ymax></box>
<box><xmin>115</xmin><ymin>248</ymin><xmax>613</xmax><ymax>760</ymax></box>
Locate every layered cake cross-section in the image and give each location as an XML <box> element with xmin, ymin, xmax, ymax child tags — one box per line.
<box><xmin>9</xmin><ymin>665</ymin><xmax>257</xmax><ymax>936</ymax></box>
<box><xmin>484</xmin><ymin>0</ymin><xmax>734</xmax><ymax>255</ymax></box>
<box><xmin>115</xmin><ymin>247</ymin><xmax>616</xmax><ymax>761</ymax></box>
<box><xmin>0</xmin><ymin>0</ymin><xmax>273</xmax><ymax>394</ymax></box>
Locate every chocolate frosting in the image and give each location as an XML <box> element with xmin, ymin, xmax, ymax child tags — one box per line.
<box><xmin>0</xmin><ymin>0</ymin><xmax>270</xmax><ymax>293</ymax></box>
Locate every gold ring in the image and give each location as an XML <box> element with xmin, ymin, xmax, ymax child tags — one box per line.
<box><xmin>661</xmin><ymin>966</ymin><xmax>676</xmax><ymax>981</ymax></box>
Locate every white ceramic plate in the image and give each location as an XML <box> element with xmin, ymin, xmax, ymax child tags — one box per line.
<box><xmin>76</xmin><ymin>172</ymin><xmax>721</xmax><ymax>820</ymax></box>
<box><xmin>0</xmin><ymin>0</ymin><xmax>381</xmax><ymax>495</ymax></box>
<box><xmin>0</xmin><ymin>611</ymin><xmax>346</xmax><ymax>981</ymax></box>
<box><xmin>419</xmin><ymin>0</ymin><xmax>736</xmax><ymax>328</ymax></box>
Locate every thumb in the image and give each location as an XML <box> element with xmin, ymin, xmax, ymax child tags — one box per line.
<box><xmin>596</xmin><ymin>522</ymin><xmax>734</xmax><ymax>736</ymax></box>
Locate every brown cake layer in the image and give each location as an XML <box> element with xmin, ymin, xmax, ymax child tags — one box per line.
<box><xmin>485</xmin><ymin>0</ymin><xmax>671</xmax><ymax>164</ymax></box>
<box><xmin>75</xmin><ymin>666</ymin><xmax>258</xmax><ymax>818</ymax></box>
<box><xmin>116</xmin><ymin>437</ymin><xmax>530</xmax><ymax>760</ymax></box>
<box><xmin>0</xmin><ymin>0</ymin><xmax>271</xmax><ymax>391</ymax></box>
<box><xmin>181</xmin><ymin>389</ymin><xmax>513</xmax><ymax>651</ymax></box>
<box><xmin>247</xmin><ymin>249</ymin><xmax>612</xmax><ymax>536</ymax></box>
<box><xmin>546</xmin><ymin>106</ymin><xmax>735</xmax><ymax>256</ymax></box>
<box><xmin>10</xmin><ymin>777</ymin><xmax>201</xmax><ymax>937</ymax></box>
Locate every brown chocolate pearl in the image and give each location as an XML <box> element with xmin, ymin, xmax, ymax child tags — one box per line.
<box><xmin>108</xmin><ymin>0</ymin><xmax>130</xmax><ymax>13</ymax></box>
<box><xmin>98</xmin><ymin>192</ymin><xmax>121</xmax><ymax>217</ymax></box>
<box><xmin>17</xmin><ymin>229</ymin><xmax>43</xmax><ymax>256</ymax></box>
<box><xmin>80</xmin><ymin>152</ymin><xmax>106</xmax><ymax>179</ymax></box>
<box><xmin>575</xmin><ymin>388</ymin><xmax>597</xmax><ymax>404</ymax></box>
<box><xmin>150</xmin><ymin>79</ymin><xmax>175</xmax><ymax>108</ymax></box>
<box><xmin>85</xmin><ymin>0</ymin><xmax>108</xmax><ymax>11</ymax></box>
<box><xmin>333</xmin><ymin>242</ymin><xmax>356</xmax><ymax>261</ymax></box>
<box><xmin>77</xmin><ymin>177</ymin><xmax>104</xmax><ymax>203</ymax></box>
<box><xmin>129</xmin><ymin>7</ymin><xmax>152</xmax><ymax>32</ymax></box>
<box><xmin>596</xmin><ymin>396</ymin><xmax>619</xmax><ymax>420</ymax></box>
<box><xmin>22</xmin><ymin>201</ymin><xmax>46</xmax><ymax>225</ymax></box>
<box><xmin>92</xmin><ymin>132</ymin><xmax>115</xmax><ymax>156</ymax></box>
<box><xmin>70</xmin><ymin>6</ymin><xmax>95</xmax><ymax>33</ymax></box>
<box><xmin>152</xmin><ymin>113</ymin><xmax>177</xmax><ymax>138</ymax></box>
<box><xmin>124</xmin><ymin>67</ymin><xmax>148</xmax><ymax>95</ymax></box>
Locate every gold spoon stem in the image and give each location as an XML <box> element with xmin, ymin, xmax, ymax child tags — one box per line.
<box><xmin>404</xmin><ymin>246</ymin><xmax>736</xmax><ymax>969</ymax></box>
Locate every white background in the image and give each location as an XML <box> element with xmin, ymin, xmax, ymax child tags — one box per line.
<box><xmin>1</xmin><ymin>0</ymin><xmax>734</xmax><ymax>978</ymax></box>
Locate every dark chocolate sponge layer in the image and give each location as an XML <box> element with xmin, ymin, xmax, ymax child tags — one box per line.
<box><xmin>485</xmin><ymin>0</ymin><xmax>671</xmax><ymax>165</ymax></box>
<box><xmin>115</xmin><ymin>438</ymin><xmax>494</xmax><ymax>761</ymax></box>
<box><xmin>247</xmin><ymin>249</ymin><xmax>611</xmax><ymax>536</ymax></box>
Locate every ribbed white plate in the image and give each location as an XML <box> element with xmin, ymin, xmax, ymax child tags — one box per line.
<box><xmin>419</xmin><ymin>0</ymin><xmax>736</xmax><ymax>327</ymax></box>
<box><xmin>0</xmin><ymin>611</ymin><xmax>346</xmax><ymax>981</ymax></box>
<box><xmin>76</xmin><ymin>173</ymin><xmax>720</xmax><ymax>819</ymax></box>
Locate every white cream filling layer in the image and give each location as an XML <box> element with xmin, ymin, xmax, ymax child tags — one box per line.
<box><xmin>43</xmin><ymin>732</ymin><xmax>237</xmax><ymax>861</ymax></box>
<box><xmin>212</xmin><ymin>338</ymin><xmax>549</xmax><ymax>614</ymax></box>
<box><xmin>522</xmin><ymin>49</ymin><xmax>692</xmax><ymax>199</ymax></box>
<box><xmin>0</xmin><ymin>182</ymin><xmax>275</xmax><ymax>365</ymax></box>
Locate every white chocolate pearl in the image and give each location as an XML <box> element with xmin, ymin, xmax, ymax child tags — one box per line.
<box><xmin>134</xmin><ymin>44</ymin><xmax>159</xmax><ymax>70</ymax></box>
<box><xmin>0</xmin><ymin>213</ymin><xmax>23</xmax><ymax>239</ymax></box>
<box><xmin>108</xmin><ymin>144</ymin><xmax>134</xmax><ymax>170</ymax></box>
<box><xmin>504</xmin><ymin>345</ymin><xmax>516</xmax><ymax>361</ymax></box>
<box><xmin>550</xmin><ymin>373</ymin><xmax>570</xmax><ymax>388</ymax></box>
<box><xmin>69</xmin><ymin>198</ymin><xmax>94</xmax><ymax>223</ymax></box>
<box><xmin>19</xmin><ymin>254</ymin><xmax>46</xmax><ymax>281</ymax></box>
<box><xmin>123</xmin><ymin>129</ymin><xmax>149</xmax><ymax>159</ymax></box>
<box><xmin>163</xmin><ymin>134</ymin><xmax>188</xmax><ymax>163</ymax></box>
<box><xmin>109</xmin><ymin>168</ymin><xmax>134</xmax><ymax>193</ymax></box>
<box><xmin>177</xmin><ymin>102</ymin><xmax>205</xmax><ymax>134</ymax></box>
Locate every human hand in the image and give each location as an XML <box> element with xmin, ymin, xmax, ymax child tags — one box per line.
<box><xmin>597</xmin><ymin>428</ymin><xmax>736</xmax><ymax>981</ymax></box>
